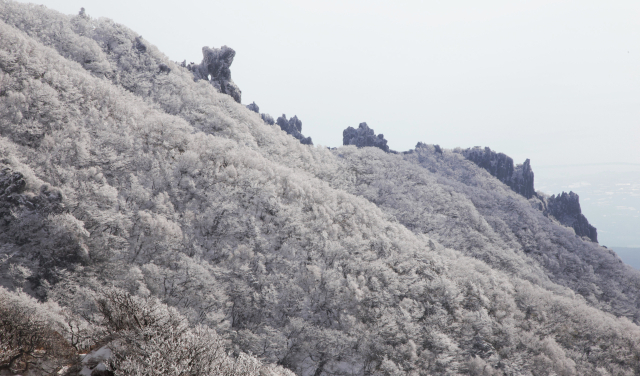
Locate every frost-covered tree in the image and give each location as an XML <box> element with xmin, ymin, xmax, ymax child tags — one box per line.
<box><xmin>0</xmin><ymin>287</ymin><xmax>74</xmax><ymax>373</ymax></box>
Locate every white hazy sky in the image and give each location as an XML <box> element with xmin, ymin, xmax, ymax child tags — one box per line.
<box><xmin>20</xmin><ymin>0</ymin><xmax>640</xmax><ymax>166</ymax></box>
<box><xmin>13</xmin><ymin>0</ymin><xmax>640</xmax><ymax>246</ymax></box>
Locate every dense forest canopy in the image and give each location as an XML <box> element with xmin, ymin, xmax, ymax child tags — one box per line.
<box><xmin>1</xmin><ymin>2</ymin><xmax>640</xmax><ymax>375</ymax></box>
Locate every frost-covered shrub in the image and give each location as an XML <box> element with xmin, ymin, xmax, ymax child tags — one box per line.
<box><xmin>0</xmin><ymin>287</ymin><xmax>73</xmax><ymax>373</ymax></box>
<box><xmin>96</xmin><ymin>289</ymin><xmax>293</xmax><ymax>376</ymax></box>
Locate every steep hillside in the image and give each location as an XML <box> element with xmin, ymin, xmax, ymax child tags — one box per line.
<box><xmin>2</xmin><ymin>2</ymin><xmax>640</xmax><ymax>375</ymax></box>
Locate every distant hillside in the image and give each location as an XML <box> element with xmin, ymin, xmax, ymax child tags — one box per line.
<box><xmin>612</xmin><ymin>247</ymin><xmax>640</xmax><ymax>270</ymax></box>
<box><xmin>1</xmin><ymin>2</ymin><xmax>640</xmax><ymax>375</ymax></box>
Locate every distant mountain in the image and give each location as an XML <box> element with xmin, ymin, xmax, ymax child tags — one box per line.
<box><xmin>1</xmin><ymin>2</ymin><xmax>640</xmax><ymax>375</ymax></box>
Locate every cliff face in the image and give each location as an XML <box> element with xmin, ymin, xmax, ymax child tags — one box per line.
<box><xmin>546</xmin><ymin>191</ymin><xmax>598</xmax><ymax>242</ymax></box>
<box><xmin>460</xmin><ymin>146</ymin><xmax>597</xmax><ymax>242</ymax></box>
<box><xmin>462</xmin><ymin>147</ymin><xmax>514</xmax><ymax>183</ymax></box>
<box><xmin>461</xmin><ymin>146</ymin><xmax>535</xmax><ymax>199</ymax></box>
<box><xmin>511</xmin><ymin>159</ymin><xmax>535</xmax><ymax>199</ymax></box>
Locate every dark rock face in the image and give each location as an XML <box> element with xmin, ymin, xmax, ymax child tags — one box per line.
<box><xmin>343</xmin><ymin>122</ymin><xmax>389</xmax><ymax>153</ymax></box>
<box><xmin>276</xmin><ymin>115</ymin><xmax>312</xmax><ymax>145</ymax></box>
<box><xmin>511</xmin><ymin>159</ymin><xmax>535</xmax><ymax>199</ymax></box>
<box><xmin>0</xmin><ymin>168</ymin><xmax>81</xmax><ymax>296</ymax></box>
<box><xmin>462</xmin><ymin>147</ymin><xmax>535</xmax><ymax>199</ymax></box>
<box><xmin>463</xmin><ymin>147</ymin><xmax>514</xmax><ymax>186</ymax></box>
<box><xmin>0</xmin><ymin>168</ymin><xmax>63</xmax><ymax>222</ymax></box>
<box><xmin>546</xmin><ymin>191</ymin><xmax>598</xmax><ymax>242</ymax></box>
<box><xmin>461</xmin><ymin>147</ymin><xmax>597</xmax><ymax>242</ymax></box>
<box><xmin>246</xmin><ymin>102</ymin><xmax>259</xmax><ymax>113</ymax></box>
<box><xmin>244</xmin><ymin>101</ymin><xmax>276</xmax><ymax>126</ymax></box>
<box><xmin>261</xmin><ymin>113</ymin><xmax>275</xmax><ymax>125</ymax></box>
<box><xmin>188</xmin><ymin>46</ymin><xmax>241</xmax><ymax>103</ymax></box>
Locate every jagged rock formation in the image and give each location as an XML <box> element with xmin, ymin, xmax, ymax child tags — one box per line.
<box><xmin>462</xmin><ymin>146</ymin><xmax>535</xmax><ymax>199</ymax></box>
<box><xmin>276</xmin><ymin>114</ymin><xmax>312</xmax><ymax>145</ymax></box>
<box><xmin>460</xmin><ymin>147</ymin><xmax>597</xmax><ymax>241</ymax></box>
<box><xmin>187</xmin><ymin>46</ymin><xmax>241</xmax><ymax>103</ymax></box>
<box><xmin>261</xmin><ymin>113</ymin><xmax>275</xmax><ymax>125</ymax></box>
<box><xmin>0</xmin><ymin>168</ymin><xmax>80</xmax><ymax>296</ymax></box>
<box><xmin>343</xmin><ymin>122</ymin><xmax>389</xmax><ymax>152</ymax></box>
<box><xmin>511</xmin><ymin>159</ymin><xmax>535</xmax><ymax>199</ymax></box>
<box><xmin>246</xmin><ymin>102</ymin><xmax>259</xmax><ymax>113</ymax></box>
<box><xmin>462</xmin><ymin>147</ymin><xmax>514</xmax><ymax>184</ymax></box>
<box><xmin>546</xmin><ymin>191</ymin><xmax>598</xmax><ymax>242</ymax></box>
<box><xmin>246</xmin><ymin>101</ymin><xmax>276</xmax><ymax>125</ymax></box>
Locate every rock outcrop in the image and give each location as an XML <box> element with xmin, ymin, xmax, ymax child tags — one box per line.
<box><xmin>343</xmin><ymin>122</ymin><xmax>390</xmax><ymax>153</ymax></box>
<box><xmin>276</xmin><ymin>115</ymin><xmax>312</xmax><ymax>145</ymax></box>
<box><xmin>546</xmin><ymin>191</ymin><xmax>598</xmax><ymax>242</ymax></box>
<box><xmin>188</xmin><ymin>46</ymin><xmax>241</xmax><ymax>103</ymax></box>
<box><xmin>511</xmin><ymin>159</ymin><xmax>535</xmax><ymax>199</ymax></box>
<box><xmin>462</xmin><ymin>146</ymin><xmax>535</xmax><ymax>199</ymax></box>
<box><xmin>245</xmin><ymin>101</ymin><xmax>276</xmax><ymax>125</ymax></box>
<box><xmin>246</xmin><ymin>102</ymin><xmax>259</xmax><ymax>113</ymax></box>
<box><xmin>261</xmin><ymin>113</ymin><xmax>275</xmax><ymax>125</ymax></box>
<box><xmin>460</xmin><ymin>147</ymin><xmax>597</xmax><ymax>242</ymax></box>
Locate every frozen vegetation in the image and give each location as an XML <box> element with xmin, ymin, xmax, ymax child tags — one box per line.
<box><xmin>1</xmin><ymin>2</ymin><xmax>640</xmax><ymax>375</ymax></box>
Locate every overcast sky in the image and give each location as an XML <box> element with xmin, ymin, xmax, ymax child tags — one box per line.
<box><xmin>15</xmin><ymin>0</ymin><xmax>640</xmax><ymax>246</ymax></box>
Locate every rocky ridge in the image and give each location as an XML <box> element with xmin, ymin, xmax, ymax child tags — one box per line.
<box><xmin>459</xmin><ymin>146</ymin><xmax>597</xmax><ymax>242</ymax></box>
<box><xmin>342</xmin><ymin>122</ymin><xmax>390</xmax><ymax>152</ymax></box>
<box><xmin>545</xmin><ymin>191</ymin><xmax>598</xmax><ymax>242</ymax></box>
<box><xmin>461</xmin><ymin>146</ymin><xmax>535</xmax><ymax>199</ymax></box>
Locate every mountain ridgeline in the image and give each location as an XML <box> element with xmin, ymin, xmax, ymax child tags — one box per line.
<box><xmin>460</xmin><ymin>146</ymin><xmax>597</xmax><ymax>242</ymax></box>
<box><xmin>1</xmin><ymin>2</ymin><xmax>639</xmax><ymax>375</ymax></box>
<box><xmin>461</xmin><ymin>146</ymin><xmax>535</xmax><ymax>200</ymax></box>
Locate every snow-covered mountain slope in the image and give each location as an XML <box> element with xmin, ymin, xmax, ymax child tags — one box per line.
<box><xmin>328</xmin><ymin>144</ymin><xmax>640</xmax><ymax>320</ymax></box>
<box><xmin>1</xmin><ymin>2</ymin><xmax>640</xmax><ymax>375</ymax></box>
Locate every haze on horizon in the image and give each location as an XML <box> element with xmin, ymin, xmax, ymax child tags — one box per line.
<box><xmin>13</xmin><ymin>0</ymin><xmax>640</xmax><ymax>247</ymax></box>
